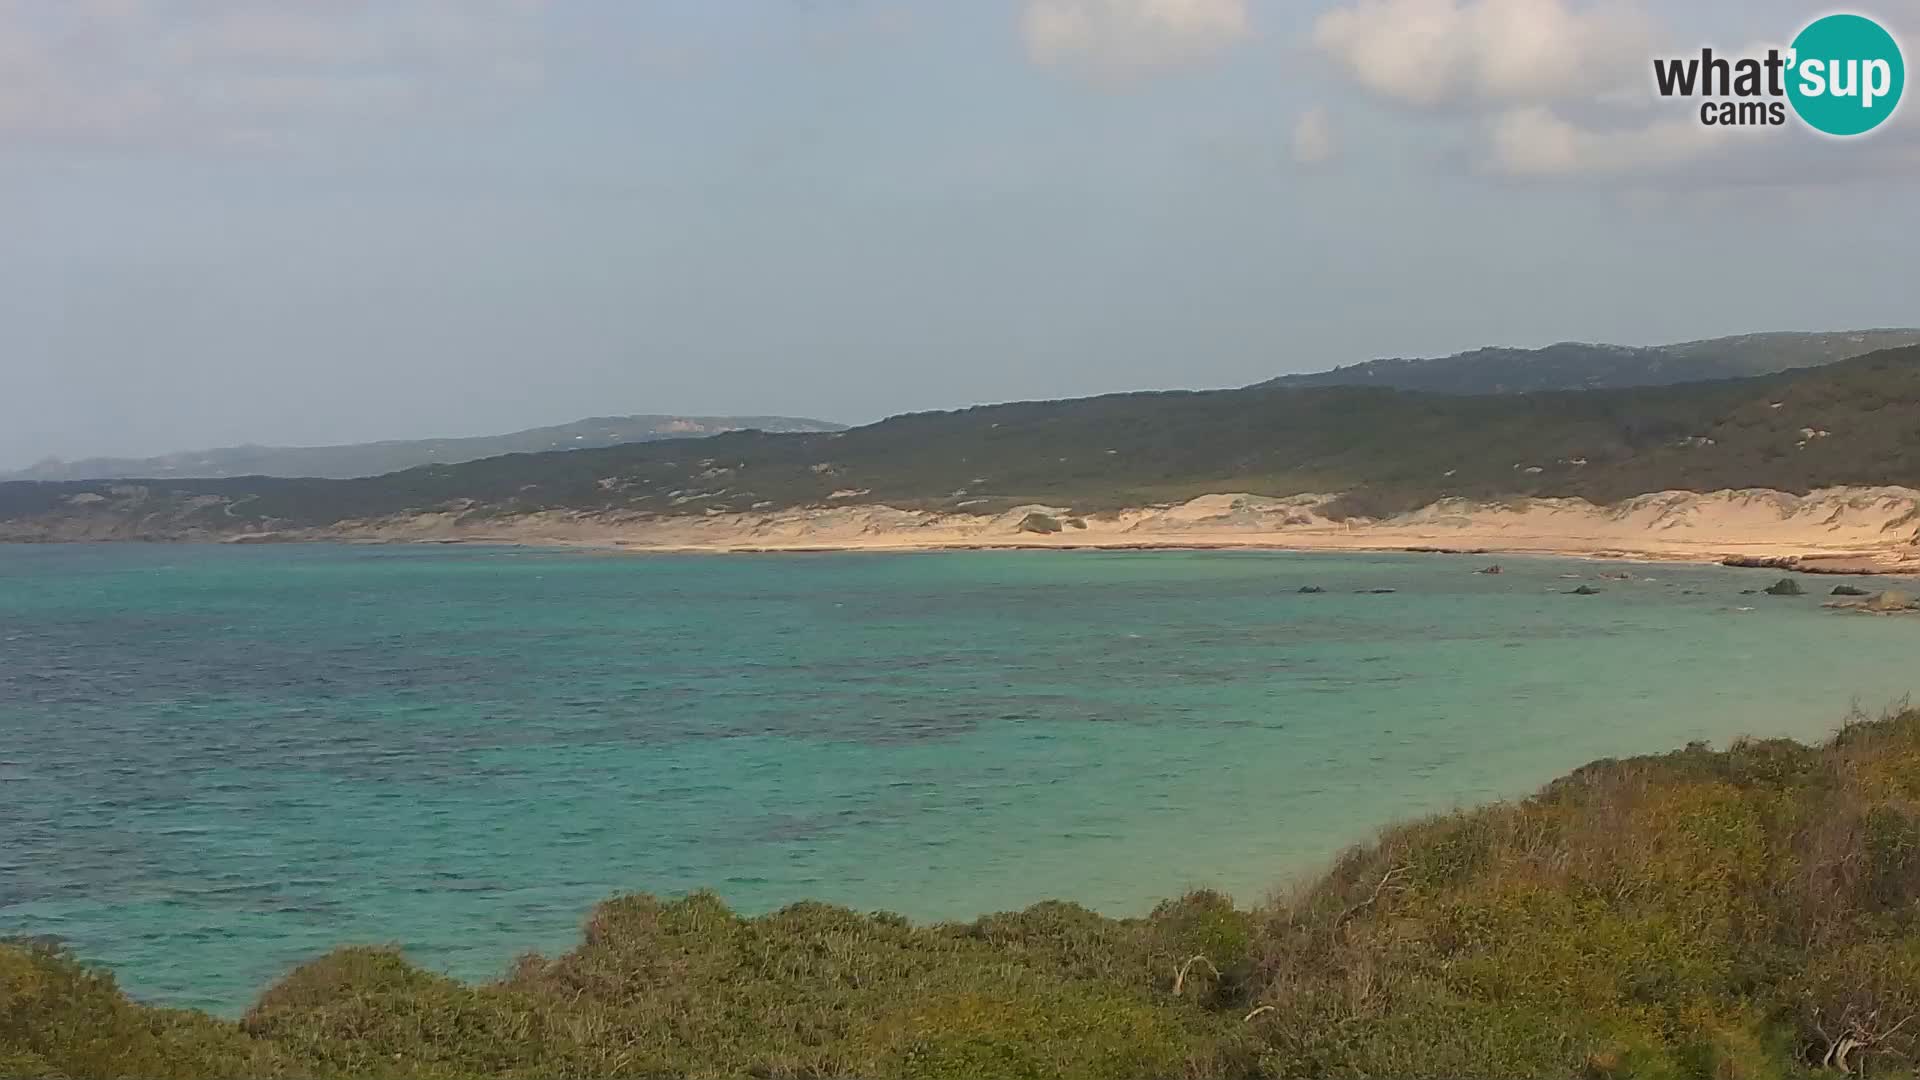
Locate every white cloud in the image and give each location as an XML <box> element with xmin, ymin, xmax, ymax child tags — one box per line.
<box><xmin>1022</xmin><ymin>0</ymin><xmax>1250</xmax><ymax>77</ymax></box>
<box><xmin>0</xmin><ymin>0</ymin><xmax>547</xmax><ymax>147</ymax></box>
<box><xmin>1485</xmin><ymin>105</ymin><xmax>1727</xmax><ymax>177</ymax></box>
<box><xmin>1292</xmin><ymin>106</ymin><xmax>1336</xmax><ymax>164</ymax></box>
<box><xmin>1307</xmin><ymin>0</ymin><xmax>1783</xmax><ymax>182</ymax></box>
<box><xmin>1312</xmin><ymin>0</ymin><xmax>1650</xmax><ymax>107</ymax></box>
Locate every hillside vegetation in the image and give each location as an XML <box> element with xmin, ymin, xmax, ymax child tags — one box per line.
<box><xmin>11</xmin><ymin>331</ymin><xmax>1908</xmax><ymax>488</ymax></box>
<box><xmin>0</xmin><ymin>415</ymin><xmax>845</xmax><ymax>483</ymax></box>
<box><xmin>14</xmin><ymin>709</ymin><xmax>1920</xmax><ymax>1078</ymax></box>
<box><xmin>1264</xmin><ymin>330</ymin><xmax>1920</xmax><ymax>395</ymax></box>
<box><xmin>4</xmin><ymin>345</ymin><xmax>1920</xmax><ymax>537</ymax></box>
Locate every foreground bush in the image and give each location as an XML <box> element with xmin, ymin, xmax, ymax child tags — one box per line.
<box><xmin>0</xmin><ymin>939</ymin><xmax>272</xmax><ymax>1079</ymax></box>
<box><xmin>14</xmin><ymin>709</ymin><xmax>1920</xmax><ymax>1078</ymax></box>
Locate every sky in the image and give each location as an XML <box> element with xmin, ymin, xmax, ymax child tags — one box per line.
<box><xmin>3</xmin><ymin>0</ymin><xmax>1918</xmax><ymax>469</ymax></box>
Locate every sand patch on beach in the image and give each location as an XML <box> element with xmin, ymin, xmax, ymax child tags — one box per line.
<box><xmin>282</xmin><ymin>486</ymin><xmax>1920</xmax><ymax>574</ymax></box>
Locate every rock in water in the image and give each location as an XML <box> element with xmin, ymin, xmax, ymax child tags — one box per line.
<box><xmin>1765</xmin><ymin>578</ymin><xmax>1804</xmax><ymax>597</ymax></box>
<box><xmin>1568</xmin><ymin>585</ymin><xmax>1602</xmax><ymax>595</ymax></box>
<box><xmin>1824</xmin><ymin>590</ymin><xmax>1918</xmax><ymax>614</ymax></box>
<box><xmin>1298</xmin><ymin>586</ymin><xmax>1326</xmax><ymax>594</ymax></box>
<box><xmin>1832</xmin><ymin>584</ymin><xmax>1872</xmax><ymax>597</ymax></box>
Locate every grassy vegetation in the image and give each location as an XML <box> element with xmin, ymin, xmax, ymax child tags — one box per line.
<box><xmin>4</xmin><ymin>345</ymin><xmax>1920</xmax><ymax>536</ymax></box>
<box><xmin>10</xmin><ymin>342</ymin><xmax>1920</xmax><ymax>540</ymax></box>
<box><xmin>18</xmin><ymin>709</ymin><xmax>1920</xmax><ymax>1077</ymax></box>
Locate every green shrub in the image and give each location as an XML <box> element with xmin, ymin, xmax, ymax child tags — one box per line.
<box><xmin>869</xmin><ymin>989</ymin><xmax>1204</xmax><ymax>1080</ymax></box>
<box><xmin>0</xmin><ymin>939</ymin><xmax>268</xmax><ymax>1079</ymax></box>
<box><xmin>27</xmin><ymin>708</ymin><xmax>1920</xmax><ymax>1079</ymax></box>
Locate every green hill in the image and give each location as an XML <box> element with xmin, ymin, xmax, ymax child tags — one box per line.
<box><xmin>1265</xmin><ymin>329</ymin><xmax>1920</xmax><ymax>395</ymax></box>
<box><xmin>4</xmin><ymin>344</ymin><xmax>1920</xmax><ymax>538</ymax></box>
<box><xmin>13</xmin><ymin>707</ymin><xmax>1920</xmax><ymax>1079</ymax></box>
<box><xmin>0</xmin><ymin>415</ymin><xmax>846</xmax><ymax>482</ymax></box>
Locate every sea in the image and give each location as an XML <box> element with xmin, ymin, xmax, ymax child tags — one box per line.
<box><xmin>4</xmin><ymin>542</ymin><xmax>1918</xmax><ymax>1015</ymax></box>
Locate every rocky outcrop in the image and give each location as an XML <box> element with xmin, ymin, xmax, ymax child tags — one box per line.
<box><xmin>1724</xmin><ymin>556</ymin><xmax>1798</xmax><ymax>570</ymax></box>
<box><xmin>1826</xmin><ymin>590</ymin><xmax>1920</xmax><ymax>614</ymax></box>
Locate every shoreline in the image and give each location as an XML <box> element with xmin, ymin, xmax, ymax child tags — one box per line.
<box><xmin>17</xmin><ymin>533</ymin><xmax>1920</xmax><ymax>575</ymax></box>
<box><xmin>282</xmin><ymin>486</ymin><xmax>1920</xmax><ymax>576</ymax></box>
<box><xmin>9</xmin><ymin>485</ymin><xmax>1920</xmax><ymax>575</ymax></box>
<box><xmin>17</xmin><ymin>709</ymin><xmax>1920</xmax><ymax>1079</ymax></box>
<box><xmin>582</xmin><ymin>537</ymin><xmax>1908</xmax><ymax>570</ymax></box>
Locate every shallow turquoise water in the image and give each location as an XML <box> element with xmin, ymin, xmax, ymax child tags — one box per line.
<box><xmin>4</xmin><ymin>543</ymin><xmax>1919</xmax><ymax>1014</ymax></box>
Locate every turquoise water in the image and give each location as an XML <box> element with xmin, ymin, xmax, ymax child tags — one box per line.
<box><xmin>4</xmin><ymin>543</ymin><xmax>1919</xmax><ymax>1015</ymax></box>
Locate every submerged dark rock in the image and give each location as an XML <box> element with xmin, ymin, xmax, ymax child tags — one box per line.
<box><xmin>1298</xmin><ymin>585</ymin><xmax>1326</xmax><ymax>594</ymax></box>
<box><xmin>1567</xmin><ymin>585</ymin><xmax>1602</xmax><ymax>595</ymax></box>
<box><xmin>1765</xmin><ymin>578</ymin><xmax>1805</xmax><ymax>597</ymax></box>
<box><xmin>1831</xmin><ymin>585</ymin><xmax>1872</xmax><ymax>596</ymax></box>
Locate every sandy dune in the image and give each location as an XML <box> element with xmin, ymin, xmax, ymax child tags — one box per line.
<box><xmin>299</xmin><ymin>486</ymin><xmax>1920</xmax><ymax>574</ymax></box>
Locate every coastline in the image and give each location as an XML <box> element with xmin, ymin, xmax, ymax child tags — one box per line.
<box><xmin>19</xmin><ymin>709</ymin><xmax>1920</xmax><ymax>1079</ymax></box>
<box><xmin>7</xmin><ymin>484</ymin><xmax>1920</xmax><ymax>575</ymax></box>
<box><xmin>240</xmin><ymin>485</ymin><xmax>1920</xmax><ymax>575</ymax></box>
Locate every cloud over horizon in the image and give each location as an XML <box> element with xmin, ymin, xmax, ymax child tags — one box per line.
<box><xmin>1313</xmin><ymin>0</ymin><xmax>1651</xmax><ymax>107</ymax></box>
<box><xmin>3</xmin><ymin>0</ymin><xmax>1915</xmax><ymax>470</ymax></box>
<box><xmin>1307</xmin><ymin>0</ymin><xmax>1787</xmax><ymax>181</ymax></box>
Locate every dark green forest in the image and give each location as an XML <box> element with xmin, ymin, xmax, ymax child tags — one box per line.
<box><xmin>1263</xmin><ymin>330</ymin><xmax>1920</xmax><ymax>395</ymax></box>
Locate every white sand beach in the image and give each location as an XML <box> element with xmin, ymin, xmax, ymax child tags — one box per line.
<box><xmin>284</xmin><ymin>486</ymin><xmax>1920</xmax><ymax>574</ymax></box>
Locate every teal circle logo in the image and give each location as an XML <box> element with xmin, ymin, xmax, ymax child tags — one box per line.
<box><xmin>1787</xmin><ymin>13</ymin><xmax>1905</xmax><ymax>136</ymax></box>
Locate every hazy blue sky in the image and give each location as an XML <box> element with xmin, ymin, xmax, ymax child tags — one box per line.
<box><xmin>3</xmin><ymin>0</ymin><xmax>1917</xmax><ymax>468</ymax></box>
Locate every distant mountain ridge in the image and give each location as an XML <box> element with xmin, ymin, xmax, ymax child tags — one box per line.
<box><xmin>3</xmin><ymin>415</ymin><xmax>846</xmax><ymax>482</ymax></box>
<box><xmin>1262</xmin><ymin>329</ymin><xmax>1920</xmax><ymax>395</ymax></box>
<box><xmin>9</xmin><ymin>341</ymin><xmax>1920</xmax><ymax>542</ymax></box>
<box><xmin>17</xmin><ymin>330</ymin><xmax>1909</xmax><ymax>484</ymax></box>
